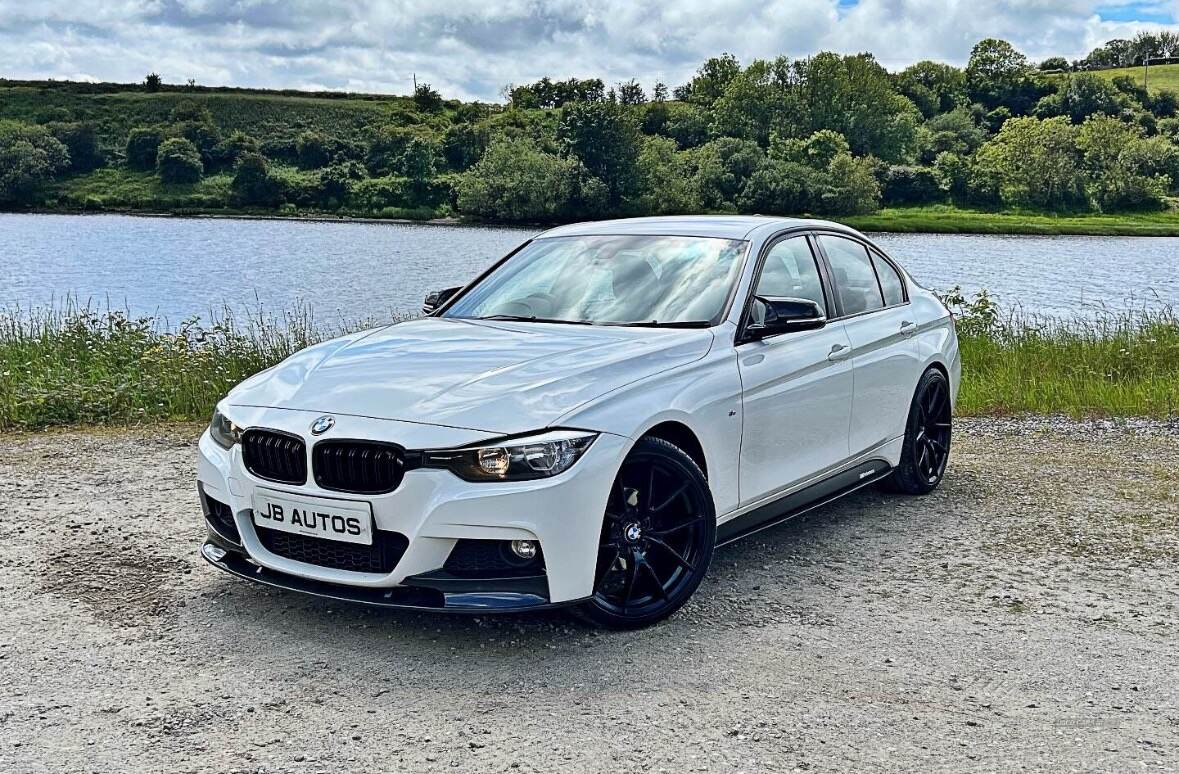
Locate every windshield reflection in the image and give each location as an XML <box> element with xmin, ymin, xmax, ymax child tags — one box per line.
<box><xmin>443</xmin><ymin>235</ymin><xmax>748</xmax><ymax>326</ymax></box>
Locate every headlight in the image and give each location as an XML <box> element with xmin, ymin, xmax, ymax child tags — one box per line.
<box><xmin>424</xmin><ymin>430</ymin><xmax>597</xmax><ymax>482</ymax></box>
<box><xmin>208</xmin><ymin>409</ymin><xmax>243</xmax><ymax>449</ymax></box>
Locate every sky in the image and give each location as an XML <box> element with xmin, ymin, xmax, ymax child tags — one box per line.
<box><xmin>1</xmin><ymin>1</ymin><xmax>1177</xmax><ymax>101</ymax></box>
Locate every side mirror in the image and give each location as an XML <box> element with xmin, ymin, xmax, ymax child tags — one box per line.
<box><xmin>422</xmin><ymin>286</ymin><xmax>462</xmax><ymax>315</ymax></box>
<box><xmin>745</xmin><ymin>297</ymin><xmax>826</xmax><ymax>341</ymax></box>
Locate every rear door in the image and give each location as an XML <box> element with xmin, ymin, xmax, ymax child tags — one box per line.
<box><xmin>737</xmin><ymin>234</ymin><xmax>853</xmax><ymax>505</ymax></box>
<box><xmin>814</xmin><ymin>234</ymin><xmax>919</xmax><ymax>457</ymax></box>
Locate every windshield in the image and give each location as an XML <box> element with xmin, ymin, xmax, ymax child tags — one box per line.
<box><xmin>442</xmin><ymin>235</ymin><xmax>748</xmax><ymax>326</ymax></box>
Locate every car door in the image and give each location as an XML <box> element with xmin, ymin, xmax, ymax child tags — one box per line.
<box><xmin>815</xmin><ymin>234</ymin><xmax>919</xmax><ymax>457</ymax></box>
<box><xmin>737</xmin><ymin>234</ymin><xmax>854</xmax><ymax>506</ymax></box>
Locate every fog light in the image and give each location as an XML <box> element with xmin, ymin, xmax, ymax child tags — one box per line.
<box><xmin>510</xmin><ymin>539</ymin><xmax>538</xmax><ymax>560</ymax></box>
<box><xmin>202</xmin><ymin>544</ymin><xmax>227</xmax><ymax>562</ymax></box>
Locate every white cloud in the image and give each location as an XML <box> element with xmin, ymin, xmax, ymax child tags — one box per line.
<box><xmin>0</xmin><ymin>0</ymin><xmax>1174</xmax><ymax>100</ymax></box>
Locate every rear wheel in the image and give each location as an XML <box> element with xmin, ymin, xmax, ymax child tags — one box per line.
<box><xmin>885</xmin><ymin>367</ymin><xmax>952</xmax><ymax>495</ymax></box>
<box><xmin>572</xmin><ymin>437</ymin><xmax>715</xmax><ymax>630</ymax></box>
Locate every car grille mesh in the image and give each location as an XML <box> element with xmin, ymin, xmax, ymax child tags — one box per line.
<box><xmin>256</xmin><ymin>526</ymin><xmax>409</xmax><ymax>574</ymax></box>
<box><xmin>242</xmin><ymin>429</ymin><xmax>307</xmax><ymax>485</ymax></box>
<box><xmin>313</xmin><ymin>440</ymin><xmax>406</xmax><ymax>494</ymax></box>
<box><xmin>443</xmin><ymin>539</ymin><xmax>546</xmax><ymax>577</ymax></box>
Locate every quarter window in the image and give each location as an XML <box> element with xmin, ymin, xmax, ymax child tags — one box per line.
<box><xmin>753</xmin><ymin>237</ymin><xmax>827</xmax><ymax>316</ymax></box>
<box><xmin>872</xmin><ymin>253</ymin><xmax>905</xmax><ymax>307</ymax></box>
<box><xmin>818</xmin><ymin>235</ymin><xmax>883</xmax><ymax>316</ymax></box>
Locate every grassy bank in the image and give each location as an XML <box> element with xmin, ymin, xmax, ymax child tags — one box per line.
<box><xmin>843</xmin><ymin>205</ymin><xmax>1179</xmax><ymax>237</ymax></box>
<box><xmin>1</xmin><ymin>298</ymin><xmax>1176</xmax><ymax>430</ymax></box>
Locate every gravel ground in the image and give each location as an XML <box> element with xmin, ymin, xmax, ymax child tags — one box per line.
<box><xmin>1</xmin><ymin>417</ymin><xmax>1176</xmax><ymax>773</ymax></box>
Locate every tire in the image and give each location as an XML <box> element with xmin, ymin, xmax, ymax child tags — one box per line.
<box><xmin>571</xmin><ymin>437</ymin><xmax>716</xmax><ymax>630</ymax></box>
<box><xmin>884</xmin><ymin>367</ymin><xmax>952</xmax><ymax>495</ymax></box>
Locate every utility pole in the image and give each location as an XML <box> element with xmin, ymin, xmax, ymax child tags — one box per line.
<box><xmin>413</xmin><ymin>73</ymin><xmax>417</xmax><ymax>92</ymax></box>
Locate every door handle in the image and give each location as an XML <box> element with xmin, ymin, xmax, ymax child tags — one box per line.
<box><xmin>899</xmin><ymin>320</ymin><xmax>918</xmax><ymax>337</ymax></box>
<box><xmin>827</xmin><ymin>343</ymin><xmax>851</xmax><ymax>362</ymax></box>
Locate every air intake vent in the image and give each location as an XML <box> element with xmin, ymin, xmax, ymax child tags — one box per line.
<box><xmin>313</xmin><ymin>440</ymin><xmax>406</xmax><ymax>494</ymax></box>
<box><xmin>256</xmin><ymin>526</ymin><xmax>409</xmax><ymax>574</ymax></box>
<box><xmin>241</xmin><ymin>429</ymin><xmax>307</xmax><ymax>485</ymax></box>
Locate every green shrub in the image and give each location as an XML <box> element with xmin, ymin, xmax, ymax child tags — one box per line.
<box><xmin>0</xmin><ymin>121</ymin><xmax>70</xmax><ymax>204</ymax></box>
<box><xmin>125</xmin><ymin>127</ymin><xmax>164</xmax><ymax>170</ymax></box>
<box><xmin>156</xmin><ymin>137</ymin><xmax>203</xmax><ymax>183</ymax></box>
<box><xmin>231</xmin><ymin>153</ymin><xmax>283</xmax><ymax>206</ymax></box>
<box><xmin>455</xmin><ymin>137</ymin><xmax>586</xmax><ymax>221</ymax></box>
<box><xmin>881</xmin><ymin>165</ymin><xmax>944</xmax><ymax>205</ymax></box>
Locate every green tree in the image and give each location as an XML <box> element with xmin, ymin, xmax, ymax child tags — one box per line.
<box><xmin>125</xmin><ymin>127</ymin><xmax>163</xmax><ymax>170</ymax></box>
<box><xmin>691</xmin><ymin>137</ymin><xmax>764</xmax><ymax>209</ymax></box>
<box><xmin>231</xmin><ymin>152</ymin><xmax>284</xmax><ymax>206</ymax></box>
<box><xmin>711</xmin><ymin>57</ymin><xmax>797</xmax><ymax>145</ymax></box>
<box><xmin>442</xmin><ymin>122</ymin><xmax>489</xmax><ymax>171</ymax></box>
<box><xmin>881</xmin><ymin>165</ymin><xmax>944</xmax><ymax>205</ymax></box>
<box><xmin>556</xmin><ymin>100</ymin><xmax>643</xmax><ymax>204</ymax></box>
<box><xmin>144</xmin><ymin>72</ymin><xmax>162</xmax><ymax>92</ymax></box>
<box><xmin>895</xmin><ymin>61</ymin><xmax>967</xmax><ymax>116</ymax></box>
<box><xmin>1076</xmin><ymin>115</ymin><xmax>1169</xmax><ymax>210</ymax></box>
<box><xmin>48</xmin><ymin>121</ymin><xmax>102</xmax><ymax>172</ymax></box>
<box><xmin>156</xmin><ymin>137</ymin><xmax>203</xmax><ymax>184</ymax></box>
<box><xmin>211</xmin><ymin>131</ymin><xmax>259</xmax><ymax>169</ymax></box>
<box><xmin>617</xmin><ymin>79</ymin><xmax>646</xmax><ymax>105</ymax></box>
<box><xmin>966</xmin><ymin>38</ymin><xmax>1036</xmax><ymax>112</ymax></box>
<box><xmin>678</xmin><ymin>53</ymin><xmax>742</xmax><ymax>107</ymax></box>
<box><xmin>972</xmin><ymin>116</ymin><xmax>1085</xmax><ymax>209</ymax></box>
<box><xmin>413</xmin><ymin>82</ymin><xmax>443</xmax><ymax>112</ymax></box>
<box><xmin>455</xmin><ymin>137</ymin><xmax>590</xmax><ymax>221</ymax></box>
<box><xmin>634</xmin><ymin>136</ymin><xmax>700</xmax><ymax>214</ymax></box>
<box><xmin>1038</xmin><ymin>57</ymin><xmax>1070</xmax><ymax>72</ymax></box>
<box><xmin>815</xmin><ymin>153</ymin><xmax>881</xmax><ymax>215</ymax></box>
<box><xmin>0</xmin><ymin>121</ymin><xmax>70</xmax><ymax>204</ymax></box>
<box><xmin>794</xmin><ymin>52</ymin><xmax>920</xmax><ymax>162</ymax></box>
<box><xmin>737</xmin><ymin>159</ymin><xmax>815</xmax><ymax>215</ymax></box>
<box><xmin>296</xmin><ymin>131</ymin><xmax>332</xmax><ymax>169</ymax></box>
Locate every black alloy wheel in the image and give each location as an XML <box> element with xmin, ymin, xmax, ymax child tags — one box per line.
<box><xmin>573</xmin><ymin>437</ymin><xmax>715</xmax><ymax>629</ymax></box>
<box><xmin>885</xmin><ymin>367</ymin><xmax>952</xmax><ymax>495</ymax></box>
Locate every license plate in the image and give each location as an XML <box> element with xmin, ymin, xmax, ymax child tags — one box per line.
<box><xmin>252</xmin><ymin>489</ymin><xmax>373</xmax><ymax>546</ymax></box>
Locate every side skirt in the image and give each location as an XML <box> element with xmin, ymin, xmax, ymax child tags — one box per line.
<box><xmin>716</xmin><ymin>460</ymin><xmax>892</xmax><ymax>546</ymax></box>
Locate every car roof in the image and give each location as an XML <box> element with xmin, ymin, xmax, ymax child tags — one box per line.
<box><xmin>536</xmin><ymin>215</ymin><xmax>856</xmax><ymax>241</ymax></box>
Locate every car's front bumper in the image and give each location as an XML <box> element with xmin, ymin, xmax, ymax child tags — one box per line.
<box><xmin>196</xmin><ymin>406</ymin><xmax>629</xmax><ymax>609</ymax></box>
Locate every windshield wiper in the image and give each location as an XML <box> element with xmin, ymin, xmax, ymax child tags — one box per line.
<box><xmin>612</xmin><ymin>320</ymin><xmax>713</xmax><ymax>328</ymax></box>
<box><xmin>474</xmin><ymin>314</ymin><xmax>597</xmax><ymax>326</ymax></box>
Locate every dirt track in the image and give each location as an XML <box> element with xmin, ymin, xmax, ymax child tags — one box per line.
<box><xmin>1</xmin><ymin>417</ymin><xmax>1177</xmax><ymax>773</ymax></box>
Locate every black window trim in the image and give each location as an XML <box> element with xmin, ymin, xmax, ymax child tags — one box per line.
<box><xmin>735</xmin><ymin>227</ymin><xmax>835</xmax><ymax>345</ymax></box>
<box><xmin>810</xmin><ymin>229</ymin><xmax>910</xmax><ymax>322</ymax></box>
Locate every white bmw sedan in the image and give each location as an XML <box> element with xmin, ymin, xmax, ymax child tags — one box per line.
<box><xmin>198</xmin><ymin>216</ymin><xmax>960</xmax><ymax>628</ymax></box>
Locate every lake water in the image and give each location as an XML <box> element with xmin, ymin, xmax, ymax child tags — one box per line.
<box><xmin>2</xmin><ymin>213</ymin><xmax>1177</xmax><ymax>323</ymax></box>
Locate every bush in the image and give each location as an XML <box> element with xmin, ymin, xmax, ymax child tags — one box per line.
<box><xmin>455</xmin><ymin>137</ymin><xmax>588</xmax><ymax>222</ymax></box>
<box><xmin>48</xmin><ymin>122</ymin><xmax>103</xmax><ymax>172</ymax></box>
<box><xmin>210</xmin><ymin>131</ymin><xmax>259</xmax><ymax>170</ymax></box>
<box><xmin>881</xmin><ymin>165</ymin><xmax>944</xmax><ymax>205</ymax></box>
<box><xmin>815</xmin><ymin>153</ymin><xmax>881</xmax><ymax>215</ymax></box>
<box><xmin>156</xmin><ymin>137</ymin><xmax>203</xmax><ymax>183</ymax></box>
<box><xmin>737</xmin><ymin>159</ymin><xmax>814</xmax><ymax>214</ymax></box>
<box><xmin>0</xmin><ymin>121</ymin><xmax>70</xmax><ymax>204</ymax></box>
<box><xmin>413</xmin><ymin>83</ymin><xmax>443</xmax><ymax>112</ymax></box>
<box><xmin>634</xmin><ymin>136</ymin><xmax>701</xmax><ymax>214</ymax></box>
<box><xmin>125</xmin><ymin>127</ymin><xmax>163</xmax><ymax>170</ymax></box>
<box><xmin>231</xmin><ymin>153</ymin><xmax>283</xmax><ymax>206</ymax></box>
<box><xmin>296</xmin><ymin>131</ymin><xmax>332</xmax><ymax>169</ymax></box>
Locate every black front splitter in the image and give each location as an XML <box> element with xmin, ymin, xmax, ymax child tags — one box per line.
<box><xmin>201</xmin><ymin>543</ymin><xmax>585</xmax><ymax>613</ymax></box>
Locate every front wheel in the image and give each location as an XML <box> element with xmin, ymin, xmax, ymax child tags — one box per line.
<box><xmin>572</xmin><ymin>437</ymin><xmax>715</xmax><ymax>630</ymax></box>
<box><xmin>884</xmin><ymin>367</ymin><xmax>952</xmax><ymax>495</ymax></box>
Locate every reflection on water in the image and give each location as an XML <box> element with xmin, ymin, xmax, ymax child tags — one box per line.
<box><xmin>3</xmin><ymin>213</ymin><xmax>1176</xmax><ymax>322</ymax></box>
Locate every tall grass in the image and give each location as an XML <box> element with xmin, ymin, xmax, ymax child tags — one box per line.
<box><xmin>0</xmin><ymin>296</ymin><xmax>1176</xmax><ymax>430</ymax></box>
<box><xmin>0</xmin><ymin>300</ymin><xmax>372</xmax><ymax>429</ymax></box>
<box><xmin>946</xmin><ymin>289</ymin><xmax>1179</xmax><ymax>418</ymax></box>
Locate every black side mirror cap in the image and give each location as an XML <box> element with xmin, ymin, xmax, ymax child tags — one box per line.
<box><xmin>422</xmin><ymin>286</ymin><xmax>462</xmax><ymax>315</ymax></box>
<box><xmin>745</xmin><ymin>296</ymin><xmax>826</xmax><ymax>341</ymax></box>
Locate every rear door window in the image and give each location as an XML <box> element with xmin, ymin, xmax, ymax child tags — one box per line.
<box><xmin>871</xmin><ymin>253</ymin><xmax>906</xmax><ymax>307</ymax></box>
<box><xmin>817</xmin><ymin>235</ymin><xmax>884</xmax><ymax>316</ymax></box>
